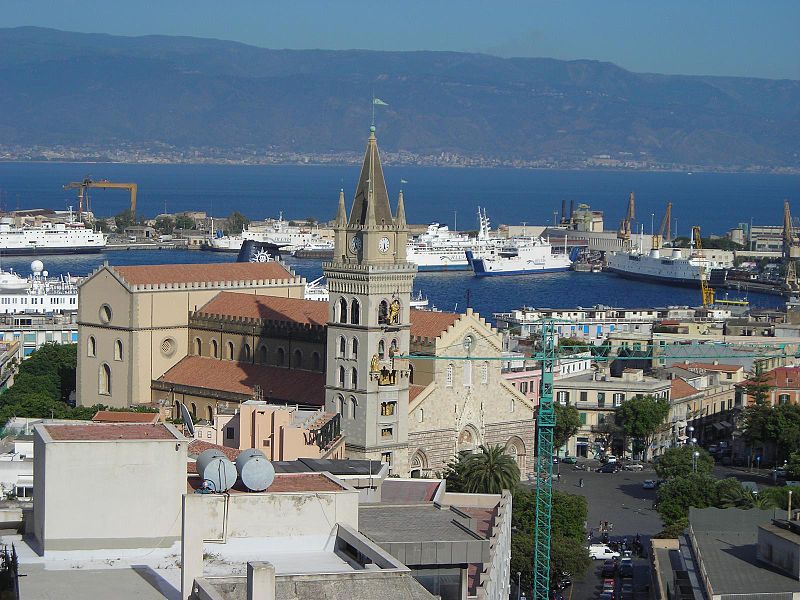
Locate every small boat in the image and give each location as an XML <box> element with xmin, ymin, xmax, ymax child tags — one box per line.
<box><xmin>0</xmin><ymin>268</ymin><xmax>30</xmax><ymax>291</ymax></box>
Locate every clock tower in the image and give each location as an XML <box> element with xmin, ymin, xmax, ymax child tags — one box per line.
<box><xmin>324</xmin><ymin>126</ymin><xmax>415</xmax><ymax>475</ymax></box>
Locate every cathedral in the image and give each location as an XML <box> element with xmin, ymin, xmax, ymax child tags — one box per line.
<box><xmin>80</xmin><ymin>125</ymin><xmax>536</xmax><ymax>478</ymax></box>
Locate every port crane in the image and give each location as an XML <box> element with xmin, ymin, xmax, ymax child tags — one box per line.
<box><xmin>692</xmin><ymin>226</ymin><xmax>715</xmax><ymax>308</ymax></box>
<box><xmin>401</xmin><ymin>328</ymin><xmax>800</xmax><ymax>599</ymax></box>
<box><xmin>782</xmin><ymin>200</ymin><xmax>800</xmax><ymax>292</ymax></box>
<box><xmin>651</xmin><ymin>202</ymin><xmax>672</xmax><ymax>250</ymax></box>
<box><xmin>616</xmin><ymin>192</ymin><xmax>635</xmax><ymax>248</ymax></box>
<box><xmin>64</xmin><ymin>178</ymin><xmax>138</xmax><ymax>220</ymax></box>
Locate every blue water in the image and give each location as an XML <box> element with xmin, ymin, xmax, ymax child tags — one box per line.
<box><xmin>0</xmin><ymin>163</ymin><xmax>796</xmax><ymax>317</ymax></box>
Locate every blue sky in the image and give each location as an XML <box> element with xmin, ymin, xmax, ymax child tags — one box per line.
<box><xmin>6</xmin><ymin>0</ymin><xmax>799</xmax><ymax>79</ymax></box>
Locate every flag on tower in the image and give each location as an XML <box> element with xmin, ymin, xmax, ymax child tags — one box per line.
<box><xmin>400</xmin><ymin>179</ymin><xmax>408</xmax><ymax>184</ymax></box>
<box><xmin>372</xmin><ymin>98</ymin><xmax>389</xmax><ymax>106</ymax></box>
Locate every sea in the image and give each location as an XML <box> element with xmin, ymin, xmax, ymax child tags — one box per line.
<box><xmin>0</xmin><ymin>162</ymin><xmax>799</xmax><ymax>319</ymax></box>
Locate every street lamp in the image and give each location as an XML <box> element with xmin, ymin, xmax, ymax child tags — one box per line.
<box><xmin>687</xmin><ymin>426</ymin><xmax>694</xmax><ymax>445</ymax></box>
<box><xmin>692</xmin><ymin>450</ymin><xmax>700</xmax><ymax>473</ymax></box>
<box><xmin>517</xmin><ymin>571</ymin><xmax>521</xmax><ymax>600</ymax></box>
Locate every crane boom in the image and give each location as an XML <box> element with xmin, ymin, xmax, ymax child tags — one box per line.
<box><xmin>617</xmin><ymin>192</ymin><xmax>635</xmax><ymax>245</ymax></box>
<box><xmin>64</xmin><ymin>178</ymin><xmax>138</xmax><ymax>219</ymax></box>
<box><xmin>652</xmin><ymin>202</ymin><xmax>672</xmax><ymax>250</ymax></box>
<box><xmin>693</xmin><ymin>226</ymin><xmax>715</xmax><ymax>307</ymax></box>
<box><xmin>783</xmin><ymin>200</ymin><xmax>800</xmax><ymax>291</ymax></box>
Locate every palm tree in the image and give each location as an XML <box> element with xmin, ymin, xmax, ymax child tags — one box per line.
<box><xmin>461</xmin><ymin>444</ymin><xmax>520</xmax><ymax>494</ymax></box>
<box><xmin>719</xmin><ymin>485</ymin><xmax>777</xmax><ymax>510</ymax></box>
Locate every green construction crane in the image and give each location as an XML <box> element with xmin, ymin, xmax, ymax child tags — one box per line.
<box><xmin>402</xmin><ymin>325</ymin><xmax>800</xmax><ymax>600</ymax></box>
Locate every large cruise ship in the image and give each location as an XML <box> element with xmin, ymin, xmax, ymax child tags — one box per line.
<box><xmin>0</xmin><ymin>261</ymin><xmax>79</xmax><ymax>314</ymax></box>
<box><xmin>406</xmin><ymin>207</ymin><xmax>500</xmax><ymax>271</ymax></box>
<box><xmin>606</xmin><ymin>245</ymin><xmax>734</xmax><ymax>285</ymax></box>
<box><xmin>467</xmin><ymin>237</ymin><xmax>574</xmax><ymax>276</ymax></box>
<box><xmin>0</xmin><ymin>217</ymin><xmax>106</xmax><ymax>255</ymax></box>
<box><xmin>207</xmin><ymin>214</ymin><xmax>327</xmax><ymax>253</ymax></box>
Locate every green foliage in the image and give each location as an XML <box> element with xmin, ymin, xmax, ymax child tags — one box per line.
<box><xmin>718</xmin><ymin>485</ymin><xmax>778</xmax><ymax>510</ymax></box>
<box><xmin>672</xmin><ymin>237</ymin><xmax>743</xmax><ymax>251</ymax></box>
<box><xmin>0</xmin><ymin>344</ymin><xmax>97</xmax><ymax>423</ymax></box>
<box><xmin>788</xmin><ymin>452</ymin><xmax>800</xmax><ymax>480</ymax></box>
<box><xmin>114</xmin><ymin>208</ymin><xmax>138</xmax><ymax>230</ymax></box>
<box><xmin>174</xmin><ymin>214</ymin><xmax>195</xmax><ymax>230</ymax></box>
<box><xmin>615</xmin><ymin>395</ymin><xmax>670</xmax><ymax>460</ymax></box>
<box><xmin>655</xmin><ymin>446</ymin><xmax>714</xmax><ymax>479</ymax></box>
<box><xmin>742</xmin><ymin>363</ymin><xmax>773</xmax><ymax>406</ymax></box>
<box><xmin>760</xmin><ymin>485</ymin><xmax>800</xmax><ymax>510</ymax></box>
<box><xmin>556</xmin><ymin>337</ymin><xmax>590</xmax><ymax>355</ymax></box>
<box><xmin>461</xmin><ymin>445</ymin><xmax>520</xmax><ymax>494</ymax></box>
<box><xmin>656</xmin><ymin>473</ymin><xmax>718</xmax><ymax>526</ymax></box>
<box><xmin>511</xmin><ymin>487</ymin><xmax>589</xmax><ymax>596</ymax></box>
<box><xmin>154</xmin><ymin>215</ymin><xmax>175</xmax><ymax>234</ymax></box>
<box><xmin>554</xmin><ymin>403</ymin><xmax>581</xmax><ymax>451</ymax></box>
<box><xmin>442</xmin><ymin>450</ymin><xmax>473</xmax><ymax>493</ymax></box>
<box><xmin>225</xmin><ymin>211</ymin><xmax>250</xmax><ymax>235</ymax></box>
<box><xmin>742</xmin><ymin>403</ymin><xmax>800</xmax><ymax>462</ymax></box>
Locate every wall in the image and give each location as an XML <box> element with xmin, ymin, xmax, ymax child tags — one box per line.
<box><xmin>33</xmin><ymin>425</ymin><xmax>187</xmax><ymax>551</ymax></box>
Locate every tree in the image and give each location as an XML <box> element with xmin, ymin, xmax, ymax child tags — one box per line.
<box><xmin>767</xmin><ymin>404</ymin><xmax>800</xmax><ymax>462</ymax></box>
<box><xmin>461</xmin><ymin>444</ymin><xmax>520</xmax><ymax>494</ymax></box>
<box><xmin>788</xmin><ymin>452</ymin><xmax>800</xmax><ymax>480</ymax></box>
<box><xmin>554</xmin><ymin>403</ymin><xmax>581</xmax><ymax>453</ymax></box>
<box><xmin>114</xmin><ymin>208</ymin><xmax>138</xmax><ymax>230</ymax></box>
<box><xmin>741</xmin><ymin>363</ymin><xmax>773</xmax><ymax>406</ymax></box>
<box><xmin>154</xmin><ymin>215</ymin><xmax>175</xmax><ymax>234</ymax></box>
<box><xmin>615</xmin><ymin>395</ymin><xmax>670</xmax><ymax>462</ymax></box>
<box><xmin>655</xmin><ymin>446</ymin><xmax>714</xmax><ymax>479</ymax></box>
<box><xmin>557</xmin><ymin>337</ymin><xmax>590</xmax><ymax>355</ymax></box>
<box><xmin>718</xmin><ymin>484</ymin><xmax>778</xmax><ymax>510</ymax></box>
<box><xmin>741</xmin><ymin>403</ymin><xmax>773</xmax><ymax>447</ymax></box>
<box><xmin>656</xmin><ymin>473</ymin><xmax>718</xmax><ymax>530</ymax></box>
<box><xmin>225</xmin><ymin>211</ymin><xmax>250</xmax><ymax>235</ymax></box>
<box><xmin>441</xmin><ymin>451</ymin><xmax>472</xmax><ymax>493</ymax></box>
<box><xmin>174</xmin><ymin>214</ymin><xmax>195</xmax><ymax>230</ymax></box>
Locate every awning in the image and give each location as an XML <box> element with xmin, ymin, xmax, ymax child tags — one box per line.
<box><xmin>712</xmin><ymin>423</ymin><xmax>725</xmax><ymax>431</ymax></box>
<box><xmin>720</xmin><ymin>421</ymin><xmax>733</xmax><ymax>428</ymax></box>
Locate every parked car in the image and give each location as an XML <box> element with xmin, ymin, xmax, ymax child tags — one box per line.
<box><xmin>598</xmin><ymin>463</ymin><xmax>620</xmax><ymax>473</ymax></box>
<box><xmin>623</xmin><ymin>463</ymin><xmax>644</xmax><ymax>471</ymax></box>
<box><xmin>619</xmin><ymin>558</ymin><xmax>634</xmax><ymax>578</ymax></box>
<box><xmin>602</xmin><ymin>578</ymin><xmax>616</xmax><ymax>593</ymax></box>
<box><xmin>774</xmin><ymin>468</ymin><xmax>787</xmax><ymax>478</ymax></box>
<box><xmin>601</xmin><ymin>559</ymin><xmax>617</xmax><ymax>577</ymax></box>
<box><xmin>621</xmin><ymin>582</ymin><xmax>634</xmax><ymax>599</ymax></box>
<box><xmin>590</xmin><ymin>544</ymin><xmax>621</xmax><ymax>560</ymax></box>
<box><xmin>561</xmin><ymin>455</ymin><xmax>578</xmax><ymax>464</ymax></box>
<box><xmin>642</xmin><ymin>479</ymin><xmax>656</xmax><ymax>489</ymax></box>
<box><xmin>599</xmin><ymin>593</ymin><xmax>615</xmax><ymax>600</ymax></box>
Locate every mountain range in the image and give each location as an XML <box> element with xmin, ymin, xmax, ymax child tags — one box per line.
<box><xmin>1</xmin><ymin>27</ymin><xmax>799</xmax><ymax>168</ymax></box>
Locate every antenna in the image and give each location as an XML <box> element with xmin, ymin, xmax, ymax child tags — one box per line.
<box><xmin>179</xmin><ymin>402</ymin><xmax>195</xmax><ymax>437</ymax></box>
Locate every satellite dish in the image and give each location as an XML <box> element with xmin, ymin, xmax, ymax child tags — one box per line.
<box><xmin>179</xmin><ymin>402</ymin><xmax>195</xmax><ymax>436</ymax></box>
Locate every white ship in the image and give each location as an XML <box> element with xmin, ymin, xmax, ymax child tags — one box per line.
<box><xmin>407</xmin><ymin>207</ymin><xmax>500</xmax><ymax>271</ymax></box>
<box><xmin>0</xmin><ymin>213</ymin><xmax>106</xmax><ymax>255</ymax></box>
<box><xmin>468</xmin><ymin>237</ymin><xmax>573</xmax><ymax>277</ymax></box>
<box><xmin>304</xmin><ymin>277</ymin><xmax>430</xmax><ymax>309</ymax></box>
<box><xmin>0</xmin><ymin>261</ymin><xmax>79</xmax><ymax>314</ymax></box>
<box><xmin>208</xmin><ymin>214</ymin><xmax>326</xmax><ymax>253</ymax></box>
<box><xmin>607</xmin><ymin>233</ymin><xmax>733</xmax><ymax>285</ymax></box>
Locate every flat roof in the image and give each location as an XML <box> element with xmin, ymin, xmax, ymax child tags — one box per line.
<box><xmin>40</xmin><ymin>423</ymin><xmax>179</xmax><ymax>441</ymax></box>
<box><xmin>91</xmin><ymin>410</ymin><xmax>160</xmax><ymax>423</ymax></box>
<box><xmin>113</xmin><ymin>262</ymin><xmax>295</xmax><ymax>286</ymax></box>
<box><xmin>359</xmin><ymin>504</ymin><xmax>483</xmax><ymax>544</ymax></box>
<box><xmin>380</xmin><ymin>479</ymin><xmax>442</xmax><ymax>503</ymax></box>
<box><xmin>187</xmin><ymin>472</ymin><xmax>346</xmax><ymax>494</ymax></box>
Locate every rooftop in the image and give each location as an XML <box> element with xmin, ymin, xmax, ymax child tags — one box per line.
<box><xmin>91</xmin><ymin>410</ymin><xmax>160</xmax><ymax>423</ymax></box>
<box><xmin>671</xmin><ymin>378</ymin><xmax>701</xmax><ymax>400</ymax></box>
<box><xmin>410</xmin><ymin>309</ymin><xmax>460</xmax><ymax>339</ymax></box>
<box><xmin>156</xmin><ymin>355</ymin><xmax>325</xmax><ymax>407</ymax></box>
<box><xmin>41</xmin><ymin>423</ymin><xmax>178</xmax><ymax>441</ymax></box>
<box><xmin>380</xmin><ymin>479</ymin><xmax>442</xmax><ymax>503</ymax></box>
<box><xmin>359</xmin><ymin>504</ymin><xmax>484</xmax><ymax>545</ymax></box>
<box><xmin>187</xmin><ymin>472</ymin><xmax>346</xmax><ymax>494</ymax></box>
<box><xmin>686</xmin><ymin>362</ymin><xmax>743</xmax><ymax>373</ymax></box>
<box><xmin>112</xmin><ymin>262</ymin><xmax>295</xmax><ymax>286</ymax></box>
<box><xmin>196</xmin><ymin>291</ymin><xmax>328</xmax><ymax>327</ymax></box>
<box><xmin>741</xmin><ymin>366</ymin><xmax>800</xmax><ymax>390</ymax></box>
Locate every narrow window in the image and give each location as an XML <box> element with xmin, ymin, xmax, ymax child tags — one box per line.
<box><xmin>211</xmin><ymin>339</ymin><xmax>218</xmax><ymax>358</ymax></box>
<box><xmin>260</xmin><ymin>344</ymin><xmax>268</xmax><ymax>364</ymax></box>
<box><xmin>417</xmin><ymin>408</ymin><xmax>424</xmax><ymax>423</ymax></box>
<box><xmin>312</xmin><ymin>352</ymin><xmax>321</xmax><ymax>370</ymax></box>
<box><xmin>378</xmin><ymin>340</ymin><xmax>385</xmax><ymax>359</ymax></box>
<box><xmin>195</xmin><ymin>338</ymin><xmax>203</xmax><ymax>356</ymax></box>
<box><xmin>207</xmin><ymin>406</ymin><xmax>213</xmax><ymax>422</ymax></box>
<box><xmin>227</xmin><ymin>341</ymin><xmax>234</xmax><ymax>360</ymax></box>
<box><xmin>337</xmin><ymin>395</ymin><xmax>345</xmax><ymax>417</ymax></box>
<box><xmin>339</xmin><ymin>366</ymin><xmax>346</xmax><ymax>388</ymax></box>
<box><xmin>277</xmin><ymin>347</ymin><xmax>285</xmax><ymax>366</ymax></box>
<box><xmin>243</xmin><ymin>344</ymin><xmax>251</xmax><ymax>361</ymax></box>
<box><xmin>351</xmin><ymin>338</ymin><xmax>358</xmax><ymax>359</ymax></box>
<box><xmin>350</xmin><ymin>396</ymin><xmax>357</xmax><ymax>419</ymax></box>
<box><xmin>114</xmin><ymin>340</ymin><xmax>123</xmax><ymax>361</ymax></box>
<box><xmin>351</xmin><ymin>299</ymin><xmax>360</xmax><ymax>324</ymax></box>
<box><xmin>339</xmin><ymin>297</ymin><xmax>348</xmax><ymax>324</ymax></box>
<box><xmin>481</xmin><ymin>361</ymin><xmax>489</xmax><ymax>384</ymax></box>
<box><xmin>463</xmin><ymin>360</ymin><xmax>472</xmax><ymax>387</ymax></box>
<box><xmin>99</xmin><ymin>363</ymin><xmax>111</xmax><ymax>395</ymax></box>
<box><xmin>351</xmin><ymin>367</ymin><xmax>358</xmax><ymax>389</ymax></box>
<box><xmin>446</xmin><ymin>363</ymin><xmax>454</xmax><ymax>387</ymax></box>
<box><xmin>293</xmin><ymin>349</ymin><xmax>303</xmax><ymax>368</ymax></box>
<box><xmin>190</xmin><ymin>403</ymin><xmax>197</xmax><ymax>418</ymax></box>
<box><xmin>88</xmin><ymin>335</ymin><xmax>96</xmax><ymax>357</ymax></box>
<box><xmin>339</xmin><ymin>336</ymin><xmax>346</xmax><ymax>358</ymax></box>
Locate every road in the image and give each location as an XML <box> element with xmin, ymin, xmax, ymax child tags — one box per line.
<box><xmin>553</xmin><ymin>460</ymin><xmax>661</xmax><ymax>600</ymax></box>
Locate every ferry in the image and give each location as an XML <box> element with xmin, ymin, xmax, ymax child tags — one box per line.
<box><xmin>0</xmin><ymin>261</ymin><xmax>79</xmax><ymax>314</ymax></box>
<box><xmin>0</xmin><ymin>213</ymin><xmax>106</xmax><ymax>255</ymax></box>
<box><xmin>207</xmin><ymin>214</ymin><xmax>326</xmax><ymax>253</ymax></box>
<box><xmin>467</xmin><ymin>237</ymin><xmax>574</xmax><ymax>277</ymax></box>
<box><xmin>406</xmin><ymin>207</ymin><xmax>501</xmax><ymax>271</ymax></box>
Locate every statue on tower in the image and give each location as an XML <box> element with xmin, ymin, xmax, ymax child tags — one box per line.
<box><xmin>388</xmin><ymin>298</ymin><xmax>401</xmax><ymax>324</ymax></box>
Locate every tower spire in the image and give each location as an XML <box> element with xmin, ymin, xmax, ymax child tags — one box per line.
<box><xmin>395</xmin><ymin>189</ymin><xmax>407</xmax><ymax>229</ymax></box>
<box><xmin>335</xmin><ymin>188</ymin><xmax>347</xmax><ymax>227</ymax></box>
<box><xmin>348</xmin><ymin>126</ymin><xmax>394</xmax><ymax>227</ymax></box>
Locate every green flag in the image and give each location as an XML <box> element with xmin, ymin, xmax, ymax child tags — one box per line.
<box><xmin>400</xmin><ymin>179</ymin><xmax>408</xmax><ymax>184</ymax></box>
<box><xmin>372</xmin><ymin>98</ymin><xmax>389</xmax><ymax>106</ymax></box>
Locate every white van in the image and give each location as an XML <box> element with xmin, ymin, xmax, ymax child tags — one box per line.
<box><xmin>589</xmin><ymin>544</ymin><xmax>620</xmax><ymax>560</ymax></box>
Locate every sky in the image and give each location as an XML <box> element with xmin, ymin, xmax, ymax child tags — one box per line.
<box><xmin>5</xmin><ymin>0</ymin><xmax>800</xmax><ymax>80</ymax></box>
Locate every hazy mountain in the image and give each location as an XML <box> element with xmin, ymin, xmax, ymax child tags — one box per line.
<box><xmin>1</xmin><ymin>27</ymin><xmax>799</xmax><ymax>167</ymax></box>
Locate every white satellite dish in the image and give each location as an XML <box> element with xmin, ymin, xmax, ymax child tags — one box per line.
<box><xmin>179</xmin><ymin>402</ymin><xmax>195</xmax><ymax>436</ymax></box>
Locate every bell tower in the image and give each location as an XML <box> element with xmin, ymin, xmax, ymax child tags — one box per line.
<box><xmin>324</xmin><ymin>126</ymin><xmax>415</xmax><ymax>475</ymax></box>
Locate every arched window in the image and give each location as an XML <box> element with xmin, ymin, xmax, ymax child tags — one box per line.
<box><xmin>381</xmin><ymin>401</ymin><xmax>396</xmax><ymax>416</ymax></box>
<box><xmin>409</xmin><ymin>364</ymin><xmax>415</xmax><ymax>384</ymax></box>
<box><xmin>351</xmin><ymin>338</ymin><xmax>358</xmax><ymax>359</ymax></box>
<box><xmin>195</xmin><ymin>338</ymin><xmax>202</xmax><ymax>356</ymax></box>
<box><xmin>113</xmin><ymin>339</ymin><xmax>123</xmax><ymax>361</ymax></box>
<box><xmin>207</xmin><ymin>406</ymin><xmax>213</xmax><ymax>422</ymax></box>
<box><xmin>350</xmin><ymin>396</ymin><xmax>357</xmax><ymax>419</ymax></box>
<box><xmin>260</xmin><ymin>344</ymin><xmax>268</xmax><ymax>364</ymax></box>
<box><xmin>312</xmin><ymin>352</ymin><xmax>321</xmax><ymax>370</ymax></box>
<box><xmin>350</xmin><ymin>299</ymin><xmax>360</xmax><ymax>324</ymax></box>
<box><xmin>337</xmin><ymin>394</ymin><xmax>345</xmax><ymax>417</ymax></box>
<box><xmin>338</xmin><ymin>297</ymin><xmax>348</xmax><ymax>324</ymax></box>
<box><xmin>243</xmin><ymin>343</ymin><xmax>251</xmax><ymax>361</ymax></box>
<box><xmin>190</xmin><ymin>403</ymin><xmax>197</xmax><ymax>418</ymax></box>
<box><xmin>99</xmin><ymin>363</ymin><xmax>111</xmax><ymax>395</ymax></box>
<box><xmin>378</xmin><ymin>340</ymin><xmax>386</xmax><ymax>359</ymax></box>
<box><xmin>446</xmin><ymin>363</ymin><xmax>454</xmax><ymax>387</ymax></box>
<box><xmin>293</xmin><ymin>349</ymin><xmax>303</xmax><ymax>368</ymax></box>
<box><xmin>277</xmin><ymin>347</ymin><xmax>285</xmax><ymax>366</ymax></box>
<box><xmin>211</xmin><ymin>339</ymin><xmax>218</xmax><ymax>358</ymax></box>
<box><xmin>378</xmin><ymin>300</ymin><xmax>389</xmax><ymax>324</ymax></box>
<box><xmin>351</xmin><ymin>367</ymin><xmax>358</xmax><ymax>389</ymax></box>
<box><xmin>339</xmin><ymin>366</ymin><xmax>346</xmax><ymax>388</ymax></box>
<box><xmin>339</xmin><ymin>336</ymin><xmax>346</xmax><ymax>358</ymax></box>
<box><xmin>227</xmin><ymin>341</ymin><xmax>234</xmax><ymax>360</ymax></box>
<box><xmin>481</xmin><ymin>361</ymin><xmax>489</xmax><ymax>385</ymax></box>
<box><xmin>390</xmin><ymin>339</ymin><xmax>398</xmax><ymax>357</ymax></box>
<box><xmin>510</xmin><ymin>398</ymin><xmax>516</xmax><ymax>413</ymax></box>
<box><xmin>417</xmin><ymin>408</ymin><xmax>424</xmax><ymax>423</ymax></box>
<box><xmin>87</xmin><ymin>335</ymin><xmax>96</xmax><ymax>357</ymax></box>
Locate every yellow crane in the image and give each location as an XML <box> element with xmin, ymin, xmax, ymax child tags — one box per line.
<box><xmin>616</xmin><ymin>191</ymin><xmax>635</xmax><ymax>247</ymax></box>
<box><xmin>651</xmin><ymin>202</ymin><xmax>672</xmax><ymax>250</ymax></box>
<box><xmin>64</xmin><ymin>178</ymin><xmax>138</xmax><ymax>219</ymax></box>
<box><xmin>782</xmin><ymin>200</ymin><xmax>800</xmax><ymax>292</ymax></box>
<box><xmin>692</xmin><ymin>225</ymin><xmax>715</xmax><ymax>307</ymax></box>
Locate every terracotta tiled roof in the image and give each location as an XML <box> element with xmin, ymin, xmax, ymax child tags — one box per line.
<box><xmin>91</xmin><ymin>410</ymin><xmax>160</xmax><ymax>423</ymax></box>
<box><xmin>43</xmin><ymin>423</ymin><xmax>176</xmax><ymax>441</ymax></box>
<box><xmin>459</xmin><ymin>506</ymin><xmax>497</xmax><ymax>538</ymax></box>
<box><xmin>742</xmin><ymin>366</ymin><xmax>800</xmax><ymax>390</ymax></box>
<box><xmin>686</xmin><ymin>362</ymin><xmax>742</xmax><ymax>373</ymax></box>
<box><xmin>158</xmin><ymin>355</ymin><xmax>325</xmax><ymax>406</ymax></box>
<box><xmin>410</xmin><ymin>309</ymin><xmax>460</xmax><ymax>339</ymax></box>
<box><xmin>188</xmin><ymin>439</ymin><xmax>241</xmax><ymax>461</ymax></box>
<box><xmin>187</xmin><ymin>472</ymin><xmax>343</xmax><ymax>493</ymax></box>
<box><xmin>671</xmin><ymin>378</ymin><xmax>700</xmax><ymax>400</ymax></box>
<box><xmin>113</xmin><ymin>262</ymin><xmax>293</xmax><ymax>286</ymax></box>
<box><xmin>196</xmin><ymin>291</ymin><xmax>328</xmax><ymax>326</ymax></box>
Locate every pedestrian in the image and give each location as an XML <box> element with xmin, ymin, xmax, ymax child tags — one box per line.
<box><xmin>579</xmin><ymin>478</ymin><xmax>584</xmax><ymax>488</ymax></box>
<box><xmin>557</xmin><ymin>472</ymin><xmax>561</xmax><ymax>482</ymax></box>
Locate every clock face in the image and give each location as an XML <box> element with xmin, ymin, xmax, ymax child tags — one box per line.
<box><xmin>349</xmin><ymin>236</ymin><xmax>362</xmax><ymax>253</ymax></box>
<box><xmin>378</xmin><ymin>237</ymin><xmax>390</xmax><ymax>253</ymax></box>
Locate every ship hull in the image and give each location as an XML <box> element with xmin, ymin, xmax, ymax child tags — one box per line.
<box><xmin>0</xmin><ymin>246</ymin><xmax>104</xmax><ymax>256</ymax></box>
<box><xmin>416</xmin><ymin>263</ymin><xmax>471</xmax><ymax>272</ymax></box>
<box><xmin>472</xmin><ymin>265</ymin><xmax>570</xmax><ymax>277</ymax></box>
